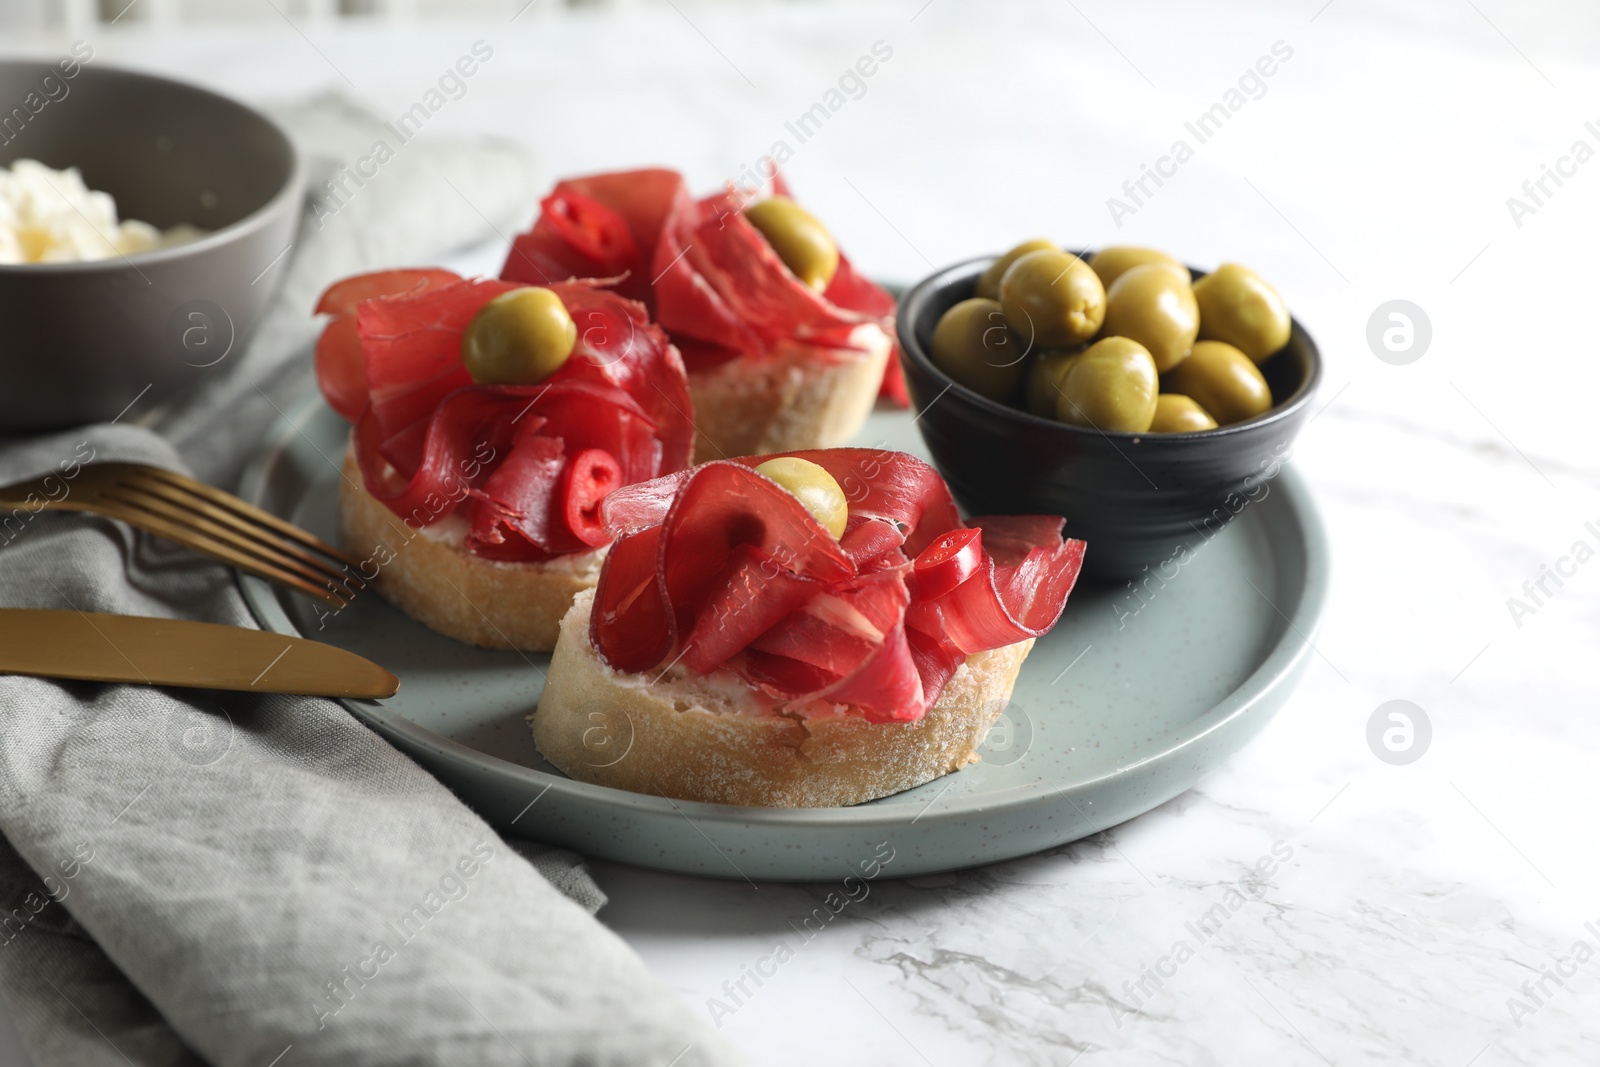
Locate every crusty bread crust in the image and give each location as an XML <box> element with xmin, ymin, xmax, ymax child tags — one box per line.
<box><xmin>532</xmin><ymin>588</ymin><xmax>1034</xmax><ymax>807</ymax></box>
<box><xmin>689</xmin><ymin>333</ymin><xmax>891</xmax><ymax>463</ymax></box>
<box><xmin>338</xmin><ymin>446</ymin><xmax>602</xmax><ymax>652</ymax></box>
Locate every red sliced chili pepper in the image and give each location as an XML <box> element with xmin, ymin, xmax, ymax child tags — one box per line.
<box><xmin>912</xmin><ymin>527</ymin><xmax>984</xmax><ymax>601</ymax></box>
<box><xmin>561</xmin><ymin>448</ymin><xmax>624</xmax><ymax>547</ymax></box>
<box><xmin>539</xmin><ymin>189</ymin><xmax>641</xmax><ymax>275</ymax></box>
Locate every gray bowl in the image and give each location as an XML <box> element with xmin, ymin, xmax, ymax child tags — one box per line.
<box><xmin>0</xmin><ymin>61</ymin><xmax>304</xmax><ymax>430</ymax></box>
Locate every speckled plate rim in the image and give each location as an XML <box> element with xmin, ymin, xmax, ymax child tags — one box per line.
<box><xmin>236</xmin><ymin>390</ymin><xmax>1330</xmax><ymax>840</ymax></box>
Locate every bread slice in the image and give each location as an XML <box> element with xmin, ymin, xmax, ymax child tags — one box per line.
<box><xmin>689</xmin><ymin>324</ymin><xmax>892</xmax><ymax>463</ymax></box>
<box><xmin>531</xmin><ymin>588</ymin><xmax>1033</xmax><ymax>807</ymax></box>
<box><xmin>338</xmin><ymin>446</ymin><xmax>603</xmax><ymax>652</ymax></box>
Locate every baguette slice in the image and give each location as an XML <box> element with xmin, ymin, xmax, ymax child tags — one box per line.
<box><xmin>689</xmin><ymin>325</ymin><xmax>892</xmax><ymax>463</ymax></box>
<box><xmin>532</xmin><ymin>588</ymin><xmax>1033</xmax><ymax>807</ymax></box>
<box><xmin>338</xmin><ymin>446</ymin><xmax>603</xmax><ymax>652</ymax></box>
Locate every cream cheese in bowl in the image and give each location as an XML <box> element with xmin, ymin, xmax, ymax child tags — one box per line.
<box><xmin>0</xmin><ymin>159</ymin><xmax>204</xmax><ymax>264</ymax></box>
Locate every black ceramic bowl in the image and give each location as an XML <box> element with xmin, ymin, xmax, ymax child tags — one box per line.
<box><xmin>0</xmin><ymin>61</ymin><xmax>304</xmax><ymax>430</ymax></box>
<box><xmin>897</xmin><ymin>254</ymin><xmax>1321</xmax><ymax>582</ymax></box>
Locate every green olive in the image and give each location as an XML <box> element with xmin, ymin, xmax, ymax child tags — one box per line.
<box><xmin>1101</xmin><ymin>264</ymin><xmax>1199</xmax><ymax>374</ymax></box>
<box><xmin>1088</xmin><ymin>246</ymin><xmax>1185</xmax><ymax>290</ymax></box>
<box><xmin>975</xmin><ymin>238</ymin><xmax>1057</xmax><ymax>301</ymax></box>
<box><xmin>930</xmin><ymin>298</ymin><xmax>1026</xmax><ymax>401</ymax></box>
<box><xmin>998</xmin><ymin>249</ymin><xmax>1105</xmax><ymax>349</ymax></box>
<box><xmin>1193</xmin><ymin>263</ymin><xmax>1291</xmax><ymax>362</ymax></box>
<box><xmin>462</xmin><ymin>287</ymin><xmax>577</xmax><ymax>385</ymax></box>
<box><xmin>744</xmin><ymin>196</ymin><xmax>839</xmax><ymax>292</ymax></box>
<box><xmin>1149</xmin><ymin>393</ymin><xmax>1218</xmax><ymax>433</ymax></box>
<box><xmin>1024</xmin><ymin>348</ymin><xmax>1083</xmax><ymax>418</ymax></box>
<box><xmin>1055</xmin><ymin>336</ymin><xmax>1158</xmax><ymax>433</ymax></box>
<box><xmin>1162</xmin><ymin>341</ymin><xmax>1272</xmax><ymax>425</ymax></box>
<box><xmin>755</xmin><ymin>457</ymin><xmax>848</xmax><ymax>539</ymax></box>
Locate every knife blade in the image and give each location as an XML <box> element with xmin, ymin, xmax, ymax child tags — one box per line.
<box><xmin>0</xmin><ymin>609</ymin><xmax>398</xmax><ymax>699</ymax></box>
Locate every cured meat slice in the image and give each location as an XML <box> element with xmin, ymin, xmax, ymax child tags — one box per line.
<box><xmin>588</xmin><ymin>451</ymin><xmax>1086</xmax><ymax>721</ymax></box>
<box><xmin>314</xmin><ymin>268</ymin><xmax>693</xmax><ymax>562</ymax></box>
<box><xmin>501</xmin><ymin>168</ymin><xmax>907</xmax><ymax>401</ymax></box>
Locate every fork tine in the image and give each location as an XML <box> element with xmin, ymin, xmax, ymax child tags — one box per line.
<box><xmin>107</xmin><ymin>476</ymin><xmax>361</xmax><ymax>590</ymax></box>
<box><xmin>102</xmin><ymin>485</ymin><xmax>363</xmax><ymax>598</ymax></box>
<box><xmin>91</xmin><ymin>500</ymin><xmax>350</xmax><ymax>608</ymax></box>
<box><xmin>126</xmin><ymin>465</ymin><xmax>366</xmax><ymax>569</ymax></box>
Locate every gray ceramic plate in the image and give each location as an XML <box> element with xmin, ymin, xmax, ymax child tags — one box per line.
<box><xmin>237</xmin><ymin>390</ymin><xmax>1329</xmax><ymax>881</ymax></box>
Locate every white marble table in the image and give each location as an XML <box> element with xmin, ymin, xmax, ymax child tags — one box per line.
<box><xmin>8</xmin><ymin>2</ymin><xmax>1600</xmax><ymax>1063</ymax></box>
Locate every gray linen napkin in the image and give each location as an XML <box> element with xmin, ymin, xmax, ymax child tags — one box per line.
<box><xmin>0</xmin><ymin>98</ymin><xmax>742</xmax><ymax>1067</ymax></box>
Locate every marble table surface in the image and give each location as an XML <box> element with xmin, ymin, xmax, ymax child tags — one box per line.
<box><xmin>7</xmin><ymin>1</ymin><xmax>1600</xmax><ymax>1063</ymax></box>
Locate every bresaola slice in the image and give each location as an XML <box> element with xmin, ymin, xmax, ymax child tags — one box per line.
<box><xmin>906</xmin><ymin>527</ymin><xmax>1087</xmax><ymax>658</ymax></box>
<box><xmin>838</xmin><ymin>517</ymin><xmax>906</xmax><ymax>572</ymax></box>
<box><xmin>657</xmin><ymin>464</ymin><xmax>853</xmax><ymax>623</ymax></box>
<box><xmin>589</xmin><ymin>450</ymin><xmax>1086</xmax><ymax>722</ymax></box>
<box><xmin>743</xmin><ymin>571</ymin><xmax>925</xmax><ymax>722</ymax></box>
<box><xmin>734</xmin><ymin>448</ymin><xmax>962</xmax><ymax>555</ymax></box>
<box><xmin>662</xmin><ymin>188</ymin><xmax>871</xmax><ymax>359</ymax></box>
<box><xmin>352</xmin><ymin>385</ymin><xmax>524</xmax><ymax>522</ymax></box>
<box><xmin>680</xmin><ymin>545</ymin><xmax>819</xmax><ymax>675</ymax></box>
<box><xmin>591</xmin><ymin>462</ymin><xmax>852</xmax><ymax>673</ymax></box>
<box><xmin>594</xmin><ymin>447</ymin><xmax>961</xmax><ymax>552</ymax></box>
<box><xmin>314</xmin><ymin>268</ymin><xmax>693</xmax><ymax>562</ymax></box>
<box><xmin>315</xmin><ymin>268</ymin><xmax>459</xmax><ymax>422</ymax></box>
<box><xmin>501</xmin><ymin>167</ymin><xmax>906</xmax><ymax>402</ymax></box>
<box><xmin>359</xmin><ymin>277</ymin><xmax>515</xmax><ymax>466</ymax></box>
<box><xmin>589</xmin><ymin>525</ymin><xmax>672</xmax><ymax>670</ymax></box>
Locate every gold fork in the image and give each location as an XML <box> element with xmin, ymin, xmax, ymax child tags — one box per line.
<box><xmin>0</xmin><ymin>462</ymin><xmax>363</xmax><ymax>608</ymax></box>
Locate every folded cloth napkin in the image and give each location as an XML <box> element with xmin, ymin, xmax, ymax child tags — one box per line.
<box><xmin>0</xmin><ymin>97</ymin><xmax>743</xmax><ymax>1067</ymax></box>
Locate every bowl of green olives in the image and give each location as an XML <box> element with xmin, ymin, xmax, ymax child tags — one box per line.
<box><xmin>897</xmin><ymin>244</ymin><xmax>1321</xmax><ymax>581</ymax></box>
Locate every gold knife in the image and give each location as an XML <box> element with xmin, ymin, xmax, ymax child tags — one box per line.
<box><xmin>0</xmin><ymin>609</ymin><xmax>398</xmax><ymax>699</ymax></box>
